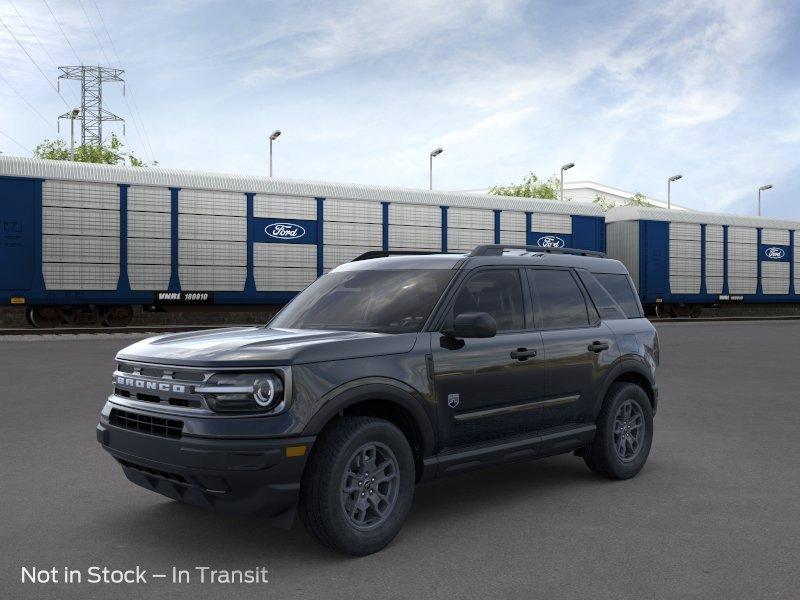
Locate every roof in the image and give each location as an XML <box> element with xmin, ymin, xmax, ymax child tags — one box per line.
<box><xmin>0</xmin><ymin>155</ymin><xmax>603</xmax><ymax>216</ymax></box>
<box><xmin>606</xmin><ymin>205</ymin><xmax>800</xmax><ymax>230</ymax></box>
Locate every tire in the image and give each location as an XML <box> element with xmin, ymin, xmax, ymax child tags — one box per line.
<box><xmin>584</xmin><ymin>383</ymin><xmax>654</xmax><ymax>479</ymax></box>
<box><xmin>299</xmin><ymin>416</ymin><xmax>415</xmax><ymax>556</ymax></box>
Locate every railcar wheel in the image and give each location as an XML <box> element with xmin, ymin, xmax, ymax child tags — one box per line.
<box><xmin>28</xmin><ymin>307</ymin><xmax>62</xmax><ymax>328</ymax></box>
<box><xmin>689</xmin><ymin>304</ymin><xmax>702</xmax><ymax>318</ymax></box>
<box><xmin>102</xmin><ymin>306</ymin><xmax>134</xmax><ymax>327</ymax></box>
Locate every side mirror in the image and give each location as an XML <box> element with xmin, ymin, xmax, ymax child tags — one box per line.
<box><xmin>443</xmin><ymin>312</ymin><xmax>497</xmax><ymax>339</ymax></box>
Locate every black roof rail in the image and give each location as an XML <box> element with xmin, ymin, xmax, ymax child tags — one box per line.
<box><xmin>469</xmin><ymin>244</ymin><xmax>607</xmax><ymax>258</ymax></box>
<box><xmin>350</xmin><ymin>250</ymin><xmax>442</xmax><ymax>262</ymax></box>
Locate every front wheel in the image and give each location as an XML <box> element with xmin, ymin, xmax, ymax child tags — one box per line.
<box><xmin>298</xmin><ymin>416</ymin><xmax>415</xmax><ymax>555</ymax></box>
<box><xmin>584</xmin><ymin>383</ymin><xmax>654</xmax><ymax>479</ymax></box>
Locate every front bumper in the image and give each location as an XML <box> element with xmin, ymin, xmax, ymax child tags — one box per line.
<box><xmin>97</xmin><ymin>410</ymin><xmax>315</xmax><ymax>529</ymax></box>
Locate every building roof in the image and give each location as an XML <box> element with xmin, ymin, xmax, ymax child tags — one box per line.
<box><xmin>0</xmin><ymin>156</ymin><xmax>603</xmax><ymax>216</ymax></box>
<box><xmin>606</xmin><ymin>205</ymin><xmax>800</xmax><ymax>230</ymax></box>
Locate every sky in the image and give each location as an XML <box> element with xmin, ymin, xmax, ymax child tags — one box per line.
<box><xmin>1</xmin><ymin>0</ymin><xmax>799</xmax><ymax>217</ymax></box>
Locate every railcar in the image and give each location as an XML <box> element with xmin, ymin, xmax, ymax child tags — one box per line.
<box><xmin>606</xmin><ymin>206</ymin><xmax>800</xmax><ymax>317</ymax></box>
<box><xmin>0</xmin><ymin>157</ymin><xmax>605</xmax><ymax>327</ymax></box>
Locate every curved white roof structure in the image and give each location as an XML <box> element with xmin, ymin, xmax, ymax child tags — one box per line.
<box><xmin>606</xmin><ymin>205</ymin><xmax>800</xmax><ymax>230</ymax></box>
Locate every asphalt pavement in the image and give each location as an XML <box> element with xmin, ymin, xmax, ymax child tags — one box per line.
<box><xmin>1</xmin><ymin>321</ymin><xmax>799</xmax><ymax>599</ymax></box>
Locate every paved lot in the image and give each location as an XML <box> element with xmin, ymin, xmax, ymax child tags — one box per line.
<box><xmin>1</xmin><ymin>321</ymin><xmax>799</xmax><ymax>600</ymax></box>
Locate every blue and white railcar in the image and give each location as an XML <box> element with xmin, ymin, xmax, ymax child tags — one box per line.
<box><xmin>606</xmin><ymin>206</ymin><xmax>800</xmax><ymax>317</ymax></box>
<box><xmin>0</xmin><ymin>157</ymin><xmax>605</xmax><ymax>326</ymax></box>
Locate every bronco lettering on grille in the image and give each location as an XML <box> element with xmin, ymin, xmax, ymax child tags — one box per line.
<box><xmin>115</xmin><ymin>376</ymin><xmax>186</xmax><ymax>394</ymax></box>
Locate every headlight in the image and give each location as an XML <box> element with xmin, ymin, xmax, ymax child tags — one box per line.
<box><xmin>198</xmin><ymin>372</ymin><xmax>285</xmax><ymax>413</ymax></box>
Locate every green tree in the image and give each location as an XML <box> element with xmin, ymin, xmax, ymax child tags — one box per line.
<box><xmin>489</xmin><ymin>172</ymin><xmax>562</xmax><ymax>199</ymax></box>
<box><xmin>592</xmin><ymin>191</ymin><xmax>653</xmax><ymax>212</ymax></box>
<box><xmin>33</xmin><ymin>133</ymin><xmax>156</xmax><ymax>167</ymax></box>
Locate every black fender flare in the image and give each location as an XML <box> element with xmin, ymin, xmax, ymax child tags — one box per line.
<box><xmin>593</xmin><ymin>358</ymin><xmax>656</xmax><ymax>420</ymax></box>
<box><xmin>302</xmin><ymin>379</ymin><xmax>436</xmax><ymax>458</ymax></box>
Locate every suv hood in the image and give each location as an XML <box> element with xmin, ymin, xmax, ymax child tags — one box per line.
<box><xmin>116</xmin><ymin>326</ymin><xmax>418</xmax><ymax>368</ymax></box>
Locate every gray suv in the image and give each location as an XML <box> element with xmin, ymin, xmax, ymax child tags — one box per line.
<box><xmin>97</xmin><ymin>245</ymin><xmax>659</xmax><ymax>555</ymax></box>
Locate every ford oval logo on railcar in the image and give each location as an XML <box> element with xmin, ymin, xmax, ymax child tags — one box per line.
<box><xmin>765</xmin><ymin>247</ymin><xmax>786</xmax><ymax>260</ymax></box>
<box><xmin>265</xmin><ymin>222</ymin><xmax>306</xmax><ymax>240</ymax></box>
<box><xmin>536</xmin><ymin>235</ymin><xmax>566</xmax><ymax>248</ymax></box>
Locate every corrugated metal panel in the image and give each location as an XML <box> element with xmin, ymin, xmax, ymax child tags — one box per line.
<box><xmin>532</xmin><ymin>213</ymin><xmax>571</xmax><ymax>234</ymax></box>
<box><xmin>728</xmin><ymin>227</ymin><xmax>757</xmax><ymax>244</ymax></box>
<box><xmin>728</xmin><ymin>277</ymin><xmax>757</xmax><ymax>294</ymax></box>
<box><xmin>500</xmin><ymin>211</ymin><xmax>526</xmax><ymax>232</ymax></box>
<box><xmin>128</xmin><ymin>186</ymin><xmax>170</xmax><ymax>213</ymax></box>
<box><xmin>129</xmin><ymin>264</ymin><xmax>170</xmax><ymax>290</ymax></box>
<box><xmin>323</xmin><ymin>221</ymin><xmax>382</xmax><ymax>246</ymax></box>
<box><xmin>706</xmin><ymin>225</ymin><xmax>724</xmax><ymax>242</ymax></box>
<box><xmin>0</xmin><ymin>156</ymin><xmax>603</xmax><ymax>216</ymax></box>
<box><xmin>179</xmin><ymin>213</ymin><xmax>246</xmax><ymax>242</ymax></box>
<box><xmin>42</xmin><ymin>235</ymin><xmax>118</xmax><ymax>263</ymax></box>
<box><xmin>447</xmin><ymin>227</ymin><xmax>494</xmax><ymax>252</ymax></box>
<box><xmin>43</xmin><ymin>206</ymin><xmax>119</xmax><ymax>237</ymax></box>
<box><xmin>706</xmin><ymin>241</ymin><xmax>724</xmax><ymax>260</ymax></box>
<box><xmin>728</xmin><ymin>244</ymin><xmax>757</xmax><ymax>261</ymax></box>
<box><xmin>179</xmin><ymin>188</ymin><xmax>246</xmax><ymax>216</ymax></box>
<box><xmin>128</xmin><ymin>238</ymin><xmax>170</xmax><ymax>264</ymax></box>
<box><xmin>324</xmin><ymin>245</ymin><xmax>380</xmax><ymax>269</ymax></box>
<box><xmin>499</xmin><ymin>230</ymin><xmax>526</xmax><ymax>245</ymax></box>
<box><xmin>762</xmin><ymin>229</ymin><xmax>790</xmax><ymax>245</ymax></box>
<box><xmin>706</xmin><ymin>258</ymin><xmax>724</xmax><ymax>279</ymax></box>
<box><xmin>669</xmin><ymin>222</ymin><xmax>701</xmax><ymax>241</ymax></box>
<box><xmin>388</xmin><ymin>225</ymin><xmax>440</xmax><ymax>250</ymax></box>
<box><xmin>669</xmin><ymin>239</ymin><xmax>701</xmax><ymax>259</ymax></box>
<box><xmin>179</xmin><ymin>266</ymin><xmax>246</xmax><ymax>290</ymax></box>
<box><xmin>762</xmin><ymin>262</ymin><xmax>789</xmax><ymax>294</ymax></box>
<box><xmin>254</xmin><ymin>267</ymin><xmax>316</xmax><ymax>291</ymax></box>
<box><xmin>606</xmin><ymin>205</ymin><xmax>800</xmax><ymax>230</ymax></box>
<box><xmin>129</xmin><ymin>211</ymin><xmax>170</xmax><ymax>239</ymax></box>
<box><xmin>325</xmin><ymin>198</ymin><xmax>382</xmax><ymax>224</ymax></box>
<box><xmin>389</xmin><ymin>203</ymin><xmax>441</xmax><ymax>226</ymax></box>
<box><xmin>254</xmin><ymin>195</ymin><xmax>316</xmax><ymax>220</ymax></box>
<box><xmin>448</xmin><ymin>207</ymin><xmax>493</xmax><ymax>230</ymax></box>
<box><xmin>43</xmin><ymin>263</ymin><xmax>119</xmax><ymax>290</ymax></box>
<box><xmin>179</xmin><ymin>240</ymin><xmax>246</xmax><ymax>266</ymax></box>
<box><xmin>42</xmin><ymin>179</ymin><xmax>118</xmax><ymax>210</ymax></box>
<box><xmin>727</xmin><ymin>261</ymin><xmax>757</xmax><ymax>277</ymax></box>
<box><xmin>254</xmin><ymin>243</ymin><xmax>317</xmax><ymax>268</ymax></box>
<box><xmin>669</xmin><ymin>275</ymin><xmax>701</xmax><ymax>294</ymax></box>
<box><xmin>605</xmin><ymin>221</ymin><xmax>639</xmax><ymax>287</ymax></box>
<box><xmin>706</xmin><ymin>277</ymin><xmax>724</xmax><ymax>294</ymax></box>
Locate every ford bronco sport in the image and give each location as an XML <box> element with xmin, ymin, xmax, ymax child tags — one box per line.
<box><xmin>97</xmin><ymin>245</ymin><xmax>659</xmax><ymax>555</ymax></box>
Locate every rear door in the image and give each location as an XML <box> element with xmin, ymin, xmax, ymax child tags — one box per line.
<box><xmin>0</xmin><ymin>178</ymin><xmax>36</xmax><ymax>290</ymax></box>
<box><xmin>527</xmin><ymin>268</ymin><xmax>617</xmax><ymax>429</ymax></box>
<box><xmin>431</xmin><ymin>267</ymin><xmax>545</xmax><ymax>448</ymax></box>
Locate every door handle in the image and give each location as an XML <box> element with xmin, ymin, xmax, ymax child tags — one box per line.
<box><xmin>588</xmin><ymin>341</ymin><xmax>609</xmax><ymax>353</ymax></box>
<box><xmin>510</xmin><ymin>347</ymin><xmax>537</xmax><ymax>361</ymax></box>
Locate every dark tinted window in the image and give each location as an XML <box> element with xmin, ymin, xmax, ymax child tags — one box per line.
<box><xmin>594</xmin><ymin>273</ymin><xmax>643</xmax><ymax>318</ymax></box>
<box><xmin>448</xmin><ymin>269</ymin><xmax>525</xmax><ymax>331</ymax></box>
<box><xmin>529</xmin><ymin>269</ymin><xmax>590</xmax><ymax>329</ymax></box>
<box><xmin>270</xmin><ymin>269</ymin><xmax>454</xmax><ymax>333</ymax></box>
<box><xmin>577</xmin><ymin>271</ymin><xmax>626</xmax><ymax>320</ymax></box>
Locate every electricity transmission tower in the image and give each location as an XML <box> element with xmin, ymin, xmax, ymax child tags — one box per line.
<box><xmin>57</xmin><ymin>66</ymin><xmax>125</xmax><ymax>146</ymax></box>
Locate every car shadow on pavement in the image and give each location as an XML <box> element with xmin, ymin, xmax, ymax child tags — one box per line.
<box><xmin>104</xmin><ymin>454</ymin><xmax>609</xmax><ymax>562</ymax></box>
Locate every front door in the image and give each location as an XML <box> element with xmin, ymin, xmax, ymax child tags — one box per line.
<box><xmin>0</xmin><ymin>177</ymin><xmax>36</xmax><ymax>290</ymax></box>
<box><xmin>431</xmin><ymin>268</ymin><xmax>545</xmax><ymax>448</ymax></box>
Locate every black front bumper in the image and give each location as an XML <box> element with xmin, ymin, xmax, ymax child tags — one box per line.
<box><xmin>97</xmin><ymin>414</ymin><xmax>315</xmax><ymax>529</ymax></box>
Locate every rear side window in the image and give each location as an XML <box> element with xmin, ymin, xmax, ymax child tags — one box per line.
<box><xmin>594</xmin><ymin>273</ymin><xmax>643</xmax><ymax>318</ymax></box>
<box><xmin>577</xmin><ymin>271</ymin><xmax>627</xmax><ymax>320</ymax></box>
<box><xmin>528</xmin><ymin>269</ymin><xmax>590</xmax><ymax>329</ymax></box>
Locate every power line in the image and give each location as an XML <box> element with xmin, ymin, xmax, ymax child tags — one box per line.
<box><xmin>76</xmin><ymin>0</ymin><xmax>111</xmax><ymax>65</ymax></box>
<box><xmin>0</xmin><ymin>14</ymin><xmax>70</xmax><ymax>108</ymax></box>
<box><xmin>0</xmin><ymin>72</ymin><xmax>58</xmax><ymax>131</ymax></box>
<box><xmin>0</xmin><ymin>128</ymin><xmax>33</xmax><ymax>153</ymax></box>
<box><xmin>6</xmin><ymin>0</ymin><xmax>81</xmax><ymax>106</ymax></box>
<box><xmin>43</xmin><ymin>0</ymin><xmax>83</xmax><ymax>65</ymax></box>
<box><xmin>89</xmin><ymin>0</ymin><xmax>155</xmax><ymax>162</ymax></box>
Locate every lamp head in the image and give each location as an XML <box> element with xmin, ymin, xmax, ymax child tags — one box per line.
<box><xmin>669</xmin><ymin>174</ymin><xmax>683</xmax><ymax>182</ymax></box>
<box><xmin>759</xmin><ymin>184</ymin><xmax>773</xmax><ymax>192</ymax></box>
<box><xmin>561</xmin><ymin>162</ymin><xmax>575</xmax><ymax>171</ymax></box>
<box><xmin>270</xmin><ymin>130</ymin><xmax>281</xmax><ymax>141</ymax></box>
<box><xmin>430</xmin><ymin>148</ymin><xmax>443</xmax><ymax>157</ymax></box>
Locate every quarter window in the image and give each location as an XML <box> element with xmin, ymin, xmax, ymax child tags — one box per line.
<box><xmin>448</xmin><ymin>269</ymin><xmax>525</xmax><ymax>332</ymax></box>
<box><xmin>529</xmin><ymin>269</ymin><xmax>590</xmax><ymax>329</ymax></box>
<box><xmin>594</xmin><ymin>273</ymin><xmax>643</xmax><ymax>319</ymax></box>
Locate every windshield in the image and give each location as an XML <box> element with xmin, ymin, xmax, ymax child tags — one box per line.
<box><xmin>269</xmin><ymin>269</ymin><xmax>455</xmax><ymax>334</ymax></box>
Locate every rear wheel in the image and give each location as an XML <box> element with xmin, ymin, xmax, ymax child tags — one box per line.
<box><xmin>299</xmin><ymin>416</ymin><xmax>415</xmax><ymax>555</ymax></box>
<box><xmin>584</xmin><ymin>383</ymin><xmax>653</xmax><ymax>479</ymax></box>
<box><xmin>27</xmin><ymin>307</ymin><xmax>61</xmax><ymax>328</ymax></box>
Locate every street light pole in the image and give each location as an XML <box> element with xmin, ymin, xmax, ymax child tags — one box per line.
<box><xmin>269</xmin><ymin>130</ymin><xmax>281</xmax><ymax>177</ymax></box>
<box><xmin>429</xmin><ymin>148</ymin><xmax>443</xmax><ymax>190</ymax></box>
<box><xmin>667</xmin><ymin>174</ymin><xmax>682</xmax><ymax>209</ymax></box>
<box><xmin>560</xmin><ymin>162</ymin><xmax>575</xmax><ymax>201</ymax></box>
<box><xmin>69</xmin><ymin>108</ymin><xmax>80</xmax><ymax>161</ymax></box>
<box><xmin>758</xmin><ymin>184</ymin><xmax>773</xmax><ymax>216</ymax></box>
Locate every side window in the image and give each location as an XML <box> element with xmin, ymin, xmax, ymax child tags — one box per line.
<box><xmin>577</xmin><ymin>270</ymin><xmax>626</xmax><ymax>320</ymax></box>
<box><xmin>448</xmin><ymin>269</ymin><xmax>525</xmax><ymax>332</ymax></box>
<box><xmin>594</xmin><ymin>273</ymin><xmax>643</xmax><ymax>319</ymax></box>
<box><xmin>529</xmin><ymin>269</ymin><xmax>590</xmax><ymax>329</ymax></box>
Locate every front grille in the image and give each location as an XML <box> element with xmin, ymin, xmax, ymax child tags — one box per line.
<box><xmin>109</xmin><ymin>408</ymin><xmax>183</xmax><ymax>439</ymax></box>
<box><xmin>117</xmin><ymin>459</ymin><xmax>188</xmax><ymax>483</ymax></box>
<box><xmin>113</xmin><ymin>361</ymin><xmax>210</xmax><ymax>411</ymax></box>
